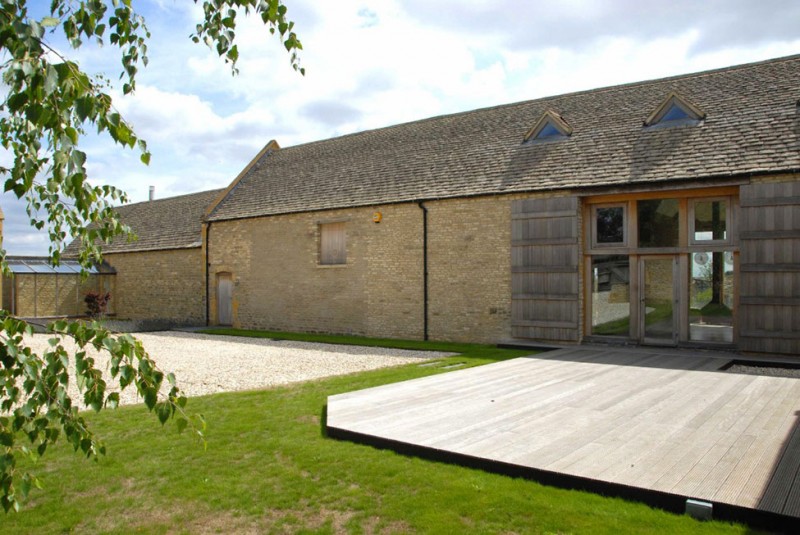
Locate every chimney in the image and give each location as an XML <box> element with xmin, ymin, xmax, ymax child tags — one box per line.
<box><xmin>149</xmin><ymin>185</ymin><xmax>155</xmax><ymax>201</ymax></box>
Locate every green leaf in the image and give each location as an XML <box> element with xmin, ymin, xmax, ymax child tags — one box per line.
<box><xmin>44</xmin><ymin>65</ymin><xmax>59</xmax><ymax>96</ymax></box>
<box><xmin>105</xmin><ymin>392</ymin><xmax>119</xmax><ymax>409</ymax></box>
<box><xmin>41</xmin><ymin>17</ymin><xmax>60</xmax><ymax>28</ymax></box>
<box><xmin>176</xmin><ymin>417</ymin><xmax>188</xmax><ymax>434</ymax></box>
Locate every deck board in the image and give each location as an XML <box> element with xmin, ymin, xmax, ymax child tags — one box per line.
<box><xmin>327</xmin><ymin>346</ymin><xmax>800</xmax><ymax>521</ymax></box>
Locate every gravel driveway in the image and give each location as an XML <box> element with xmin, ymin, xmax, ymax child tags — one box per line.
<box><xmin>22</xmin><ymin>331</ymin><xmax>452</xmax><ymax>407</ymax></box>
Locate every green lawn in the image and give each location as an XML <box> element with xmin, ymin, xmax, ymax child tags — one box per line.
<box><xmin>5</xmin><ymin>331</ymin><xmax>761</xmax><ymax>533</ymax></box>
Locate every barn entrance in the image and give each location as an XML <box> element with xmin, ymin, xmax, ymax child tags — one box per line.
<box><xmin>584</xmin><ymin>189</ymin><xmax>737</xmax><ymax>348</ymax></box>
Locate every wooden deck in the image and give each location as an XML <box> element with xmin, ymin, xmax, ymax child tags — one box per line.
<box><xmin>327</xmin><ymin>347</ymin><xmax>800</xmax><ymax>525</ymax></box>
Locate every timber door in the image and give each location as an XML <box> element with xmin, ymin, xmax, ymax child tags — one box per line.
<box><xmin>217</xmin><ymin>273</ymin><xmax>233</xmax><ymax>326</ymax></box>
<box><xmin>639</xmin><ymin>256</ymin><xmax>678</xmax><ymax>345</ymax></box>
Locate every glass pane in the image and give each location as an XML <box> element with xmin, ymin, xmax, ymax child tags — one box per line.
<box><xmin>595</xmin><ymin>206</ymin><xmax>625</xmax><ymax>244</ymax></box>
<box><xmin>536</xmin><ymin>122</ymin><xmax>562</xmax><ymax>138</ymax></box>
<box><xmin>591</xmin><ymin>255</ymin><xmax>630</xmax><ymax>336</ymax></box>
<box><xmin>53</xmin><ymin>264</ymin><xmax>78</xmax><ymax>273</ymax></box>
<box><xmin>689</xmin><ymin>251</ymin><xmax>734</xmax><ymax>343</ymax></box>
<box><xmin>7</xmin><ymin>261</ymin><xmax>33</xmax><ymax>273</ymax></box>
<box><xmin>638</xmin><ymin>199</ymin><xmax>679</xmax><ymax>248</ymax></box>
<box><xmin>660</xmin><ymin>103</ymin><xmax>691</xmax><ymax>122</ymax></box>
<box><xmin>693</xmin><ymin>200</ymin><xmax>727</xmax><ymax>242</ymax></box>
<box><xmin>643</xmin><ymin>258</ymin><xmax>674</xmax><ymax>341</ymax></box>
<box><xmin>29</xmin><ymin>263</ymin><xmax>54</xmax><ymax>273</ymax></box>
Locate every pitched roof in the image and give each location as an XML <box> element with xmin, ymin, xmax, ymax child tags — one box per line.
<box><xmin>65</xmin><ymin>189</ymin><xmax>224</xmax><ymax>255</ymax></box>
<box><xmin>208</xmin><ymin>55</ymin><xmax>800</xmax><ymax>222</ymax></box>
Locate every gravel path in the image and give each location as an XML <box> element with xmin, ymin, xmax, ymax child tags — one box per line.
<box><xmin>22</xmin><ymin>331</ymin><xmax>452</xmax><ymax>407</ymax></box>
<box><xmin>726</xmin><ymin>363</ymin><xmax>800</xmax><ymax>378</ymax></box>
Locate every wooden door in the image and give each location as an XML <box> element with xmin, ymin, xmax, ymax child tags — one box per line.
<box><xmin>217</xmin><ymin>273</ymin><xmax>233</xmax><ymax>326</ymax></box>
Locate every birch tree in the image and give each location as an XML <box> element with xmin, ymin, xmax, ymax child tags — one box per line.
<box><xmin>0</xmin><ymin>0</ymin><xmax>302</xmax><ymax>511</ymax></box>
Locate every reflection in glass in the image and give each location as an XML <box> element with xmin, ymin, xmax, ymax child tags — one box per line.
<box><xmin>595</xmin><ymin>206</ymin><xmax>625</xmax><ymax>244</ymax></box>
<box><xmin>643</xmin><ymin>257</ymin><xmax>675</xmax><ymax>341</ymax></box>
<box><xmin>694</xmin><ymin>200</ymin><xmax>727</xmax><ymax>242</ymax></box>
<box><xmin>638</xmin><ymin>199</ymin><xmax>679</xmax><ymax>248</ymax></box>
<box><xmin>689</xmin><ymin>251</ymin><xmax>734</xmax><ymax>343</ymax></box>
<box><xmin>591</xmin><ymin>255</ymin><xmax>630</xmax><ymax>336</ymax></box>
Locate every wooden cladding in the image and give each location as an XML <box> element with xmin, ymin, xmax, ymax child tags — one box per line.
<box><xmin>320</xmin><ymin>221</ymin><xmax>347</xmax><ymax>265</ymax></box>
<box><xmin>739</xmin><ymin>181</ymin><xmax>800</xmax><ymax>355</ymax></box>
<box><xmin>511</xmin><ymin>196</ymin><xmax>580</xmax><ymax>342</ymax></box>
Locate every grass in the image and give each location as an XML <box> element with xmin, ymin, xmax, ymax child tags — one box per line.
<box><xmin>5</xmin><ymin>330</ymin><xmax>762</xmax><ymax>533</ymax></box>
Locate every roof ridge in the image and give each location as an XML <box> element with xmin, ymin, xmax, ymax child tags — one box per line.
<box><xmin>272</xmin><ymin>53</ymin><xmax>800</xmax><ymax>155</ymax></box>
<box><xmin>116</xmin><ymin>187</ymin><xmax>226</xmax><ymax>211</ymax></box>
<box><xmin>209</xmin><ymin>53</ymin><xmax>800</xmax><ymax>224</ymax></box>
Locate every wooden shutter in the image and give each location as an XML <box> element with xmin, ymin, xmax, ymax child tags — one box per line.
<box><xmin>511</xmin><ymin>196</ymin><xmax>580</xmax><ymax>342</ymax></box>
<box><xmin>320</xmin><ymin>222</ymin><xmax>346</xmax><ymax>265</ymax></box>
<box><xmin>739</xmin><ymin>181</ymin><xmax>800</xmax><ymax>354</ymax></box>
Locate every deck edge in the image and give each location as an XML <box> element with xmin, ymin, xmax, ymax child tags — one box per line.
<box><xmin>325</xmin><ymin>422</ymin><xmax>799</xmax><ymax>532</ymax></box>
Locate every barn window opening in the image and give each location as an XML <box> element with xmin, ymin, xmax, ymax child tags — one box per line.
<box><xmin>524</xmin><ymin>110</ymin><xmax>572</xmax><ymax>143</ymax></box>
<box><xmin>319</xmin><ymin>221</ymin><xmax>347</xmax><ymax>265</ymax></box>
<box><xmin>644</xmin><ymin>91</ymin><xmax>704</xmax><ymax>128</ymax></box>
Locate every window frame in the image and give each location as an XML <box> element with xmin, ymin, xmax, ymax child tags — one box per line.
<box><xmin>591</xmin><ymin>203</ymin><xmax>628</xmax><ymax>249</ymax></box>
<box><xmin>636</xmin><ymin>197</ymin><xmax>681</xmax><ymax>249</ymax></box>
<box><xmin>688</xmin><ymin>197</ymin><xmax>732</xmax><ymax>247</ymax></box>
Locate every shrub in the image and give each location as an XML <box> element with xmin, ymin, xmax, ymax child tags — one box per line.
<box><xmin>85</xmin><ymin>291</ymin><xmax>111</xmax><ymax>318</ymax></box>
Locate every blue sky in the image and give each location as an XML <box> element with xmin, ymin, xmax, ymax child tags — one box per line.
<box><xmin>3</xmin><ymin>0</ymin><xmax>800</xmax><ymax>255</ymax></box>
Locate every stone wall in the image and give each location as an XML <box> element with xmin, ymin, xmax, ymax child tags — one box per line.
<box><xmin>207</xmin><ymin>196</ymin><xmax>514</xmax><ymax>343</ymax></box>
<box><xmin>208</xmin><ymin>204</ymin><xmax>425</xmax><ymax>339</ymax></box>
<box><xmin>104</xmin><ymin>248</ymin><xmax>204</xmax><ymax>324</ymax></box>
<box><xmin>426</xmin><ymin>196</ymin><xmax>512</xmax><ymax>342</ymax></box>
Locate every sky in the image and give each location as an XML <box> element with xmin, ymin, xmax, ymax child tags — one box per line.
<box><xmin>3</xmin><ymin>0</ymin><xmax>800</xmax><ymax>255</ymax></box>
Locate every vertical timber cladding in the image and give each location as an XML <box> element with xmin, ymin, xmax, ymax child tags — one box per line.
<box><xmin>511</xmin><ymin>196</ymin><xmax>580</xmax><ymax>342</ymax></box>
<box><xmin>739</xmin><ymin>180</ymin><xmax>800</xmax><ymax>354</ymax></box>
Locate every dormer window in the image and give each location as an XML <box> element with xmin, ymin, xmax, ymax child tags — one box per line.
<box><xmin>644</xmin><ymin>91</ymin><xmax>705</xmax><ymax>128</ymax></box>
<box><xmin>524</xmin><ymin>110</ymin><xmax>572</xmax><ymax>143</ymax></box>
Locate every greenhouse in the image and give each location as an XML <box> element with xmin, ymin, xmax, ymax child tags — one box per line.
<box><xmin>2</xmin><ymin>257</ymin><xmax>116</xmax><ymax>318</ymax></box>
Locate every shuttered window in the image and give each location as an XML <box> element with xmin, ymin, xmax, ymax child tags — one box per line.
<box><xmin>320</xmin><ymin>222</ymin><xmax>346</xmax><ymax>265</ymax></box>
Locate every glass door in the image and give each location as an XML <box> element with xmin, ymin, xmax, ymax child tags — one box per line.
<box><xmin>640</xmin><ymin>256</ymin><xmax>677</xmax><ymax>345</ymax></box>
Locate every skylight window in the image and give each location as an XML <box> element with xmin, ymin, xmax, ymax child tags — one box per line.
<box><xmin>524</xmin><ymin>110</ymin><xmax>572</xmax><ymax>143</ymax></box>
<box><xmin>660</xmin><ymin>103</ymin><xmax>692</xmax><ymax>122</ymax></box>
<box><xmin>537</xmin><ymin>122</ymin><xmax>563</xmax><ymax>138</ymax></box>
<box><xmin>644</xmin><ymin>91</ymin><xmax>705</xmax><ymax>128</ymax></box>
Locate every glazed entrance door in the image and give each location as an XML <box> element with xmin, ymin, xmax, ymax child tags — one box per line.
<box><xmin>640</xmin><ymin>256</ymin><xmax>677</xmax><ymax>345</ymax></box>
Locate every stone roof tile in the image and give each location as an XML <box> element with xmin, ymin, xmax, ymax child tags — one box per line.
<box><xmin>208</xmin><ymin>55</ymin><xmax>800</xmax><ymax>222</ymax></box>
<box><xmin>65</xmin><ymin>189</ymin><xmax>224</xmax><ymax>255</ymax></box>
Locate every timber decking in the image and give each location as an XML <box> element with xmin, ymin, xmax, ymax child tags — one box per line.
<box><xmin>326</xmin><ymin>347</ymin><xmax>800</xmax><ymax>523</ymax></box>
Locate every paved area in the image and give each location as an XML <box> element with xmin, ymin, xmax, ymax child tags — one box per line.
<box><xmin>327</xmin><ymin>346</ymin><xmax>800</xmax><ymax>522</ymax></box>
<box><xmin>23</xmin><ymin>331</ymin><xmax>449</xmax><ymax>406</ymax></box>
